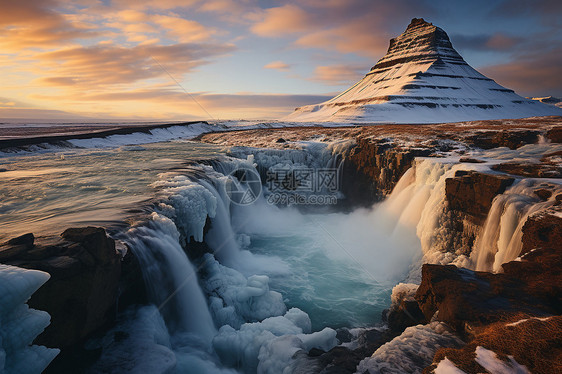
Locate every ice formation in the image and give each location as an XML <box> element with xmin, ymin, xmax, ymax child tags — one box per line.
<box><xmin>0</xmin><ymin>264</ymin><xmax>59</xmax><ymax>373</ymax></box>
<box><xmin>286</xmin><ymin>18</ymin><xmax>561</xmax><ymax>123</ymax></box>
<box><xmin>117</xmin><ymin>157</ymin><xmax>340</xmax><ymax>373</ymax></box>
<box><xmin>355</xmin><ymin>322</ymin><xmax>463</xmax><ymax>373</ymax></box>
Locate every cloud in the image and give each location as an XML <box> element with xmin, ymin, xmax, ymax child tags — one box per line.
<box><xmin>34</xmin><ymin>42</ymin><xmax>235</xmax><ymax>89</ymax></box>
<box><xmin>251</xmin><ymin>4</ymin><xmax>313</xmax><ymax>36</ymax></box>
<box><xmin>264</xmin><ymin>61</ymin><xmax>291</xmax><ymax>71</ymax></box>
<box><xmin>480</xmin><ymin>47</ymin><xmax>562</xmax><ymax>97</ymax></box>
<box><xmin>310</xmin><ymin>64</ymin><xmax>367</xmax><ymax>85</ymax></box>
<box><xmin>452</xmin><ymin>33</ymin><xmax>524</xmax><ymax>52</ymax></box>
<box><xmin>104</xmin><ymin>11</ymin><xmax>215</xmax><ymax>44</ymax></box>
<box><xmin>0</xmin><ymin>0</ymin><xmax>99</xmax><ymax>49</ymax></box>
<box><xmin>491</xmin><ymin>0</ymin><xmax>561</xmax><ymax>26</ymax></box>
<box><xmin>250</xmin><ymin>0</ymin><xmax>434</xmax><ymax>57</ymax></box>
<box><xmin>197</xmin><ymin>93</ymin><xmax>333</xmax><ymax>109</ymax></box>
<box><xmin>0</xmin><ymin>107</ymin><xmax>91</xmax><ymax>120</ymax></box>
<box><xmin>0</xmin><ymin>95</ymin><xmax>90</xmax><ymax>120</ymax></box>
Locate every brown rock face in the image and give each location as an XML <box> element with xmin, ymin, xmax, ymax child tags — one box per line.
<box><xmin>415</xmin><ymin>223</ymin><xmax>562</xmax><ymax>338</ymax></box>
<box><xmin>546</xmin><ymin>126</ymin><xmax>562</xmax><ymax>143</ymax></box>
<box><xmin>520</xmin><ymin>213</ymin><xmax>562</xmax><ymax>256</ymax></box>
<box><xmin>341</xmin><ymin>138</ymin><xmax>432</xmax><ymax>206</ymax></box>
<box><xmin>371</xmin><ymin>18</ymin><xmax>465</xmax><ymax>71</ymax></box>
<box><xmin>465</xmin><ymin>129</ymin><xmax>541</xmax><ymax>149</ymax></box>
<box><xmin>491</xmin><ymin>162</ymin><xmax>562</xmax><ymax>178</ymax></box>
<box><xmin>445</xmin><ymin>170</ymin><xmax>514</xmax><ymax>225</ymax></box>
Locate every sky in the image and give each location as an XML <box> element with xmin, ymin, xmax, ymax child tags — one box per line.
<box><xmin>0</xmin><ymin>0</ymin><xmax>560</xmax><ymax>121</ymax></box>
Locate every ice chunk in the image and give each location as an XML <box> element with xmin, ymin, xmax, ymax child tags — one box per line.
<box><xmin>200</xmin><ymin>254</ymin><xmax>287</xmax><ymax>328</ymax></box>
<box><xmin>0</xmin><ymin>264</ymin><xmax>59</xmax><ymax>373</ymax></box>
<box><xmin>213</xmin><ymin>309</ymin><xmax>337</xmax><ymax>373</ymax></box>
<box><xmin>390</xmin><ymin>283</ymin><xmax>418</xmax><ymax>310</ymax></box>
<box><xmin>356</xmin><ymin>322</ymin><xmax>462</xmax><ymax>374</ymax></box>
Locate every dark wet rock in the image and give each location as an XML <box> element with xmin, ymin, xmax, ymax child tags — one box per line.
<box><xmin>0</xmin><ymin>227</ymin><xmax>150</xmax><ymax>372</ymax></box>
<box><xmin>492</xmin><ymin>161</ymin><xmax>562</xmax><ymax>178</ymax></box>
<box><xmin>335</xmin><ymin>328</ymin><xmax>353</xmax><ymax>344</ymax></box>
<box><xmin>0</xmin><ymin>243</ymin><xmax>29</xmax><ymax>262</ymax></box>
<box><xmin>0</xmin><ymin>233</ymin><xmax>36</xmax><ymax>262</ymax></box>
<box><xmin>385</xmin><ymin>299</ymin><xmax>425</xmax><ymax>333</ymax></box>
<box><xmin>184</xmin><ymin>216</ymin><xmax>214</xmax><ymax>259</ymax></box>
<box><xmin>7</xmin><ymin>232</ymin><xmax>35</xmax><ymax>247</ymax></box>
<box><xmin>1</xmin><ymin>228</ymin><xmax>124</xmax><ymax>349</ymax></box>
<box><xmin>458</xmin><ymin>157</ymin><xmax>485</xmax><ymax>163</ymax></box>
<box><xmin>117</xmin><ymin>243</ymin><xmax>148</xmax><ymax>312</ymax></box>
<box><xmin>445</xmin><ymin>170</ymin><xmax>514</xmax><ymax>225</ymax></box>
<box><xmin>298</xmin><ymin>328</ymin><xmax>396</xmax><ymax>374</ymax></box>
<box><xmin>534</xmin><ymin>188</ymin><xmax>553</xmax><ymax>200</ymax></box>
<box><xmin>276</xmin><ymin>138</ymin><xmax>287</xmax><ymax>143</ymax></box>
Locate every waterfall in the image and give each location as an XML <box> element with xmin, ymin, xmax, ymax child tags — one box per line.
<box><xmin>380</xmin><ymin>156</ymin><xmax>561</xmax><ymax>277</ymax></box>
<box><xmin>109</xmin><ymin>143</ymin><xmax>558</xmax><ymax>373</ymax></box>
<box><xmin>123</xmin><ymin>213</ymin><xmax>217</xmax><ymax>341</ymax></box>
<box><xmin>470</xmin><ymin>179</ymin><xmax>561</xmax><ymax>272</ymax></box>
<box><xmin>369</xmin><ymin>158</ymin><xmax>466</xmax><ymax>281</ymax></box>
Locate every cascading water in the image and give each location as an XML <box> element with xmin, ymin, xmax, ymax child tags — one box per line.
<box><xmin>123</xmin><ymin>213</ymin><xmax>217</xmax><ymax>339</ymax></box>
<box><xmin>470</xmin><ymin>179</ymin><xmax>562</xmax><ymax>272</ymax></box>
<box><xmin>89</xmin><ymin>139</ymin><xmax>560</xmax><ymax>373</ymax></box>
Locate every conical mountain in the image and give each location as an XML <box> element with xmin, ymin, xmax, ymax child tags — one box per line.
<box><xmin>286</xmin><ymin>18</ymin><xmax>561</xmax><ymax>123</ymax></box>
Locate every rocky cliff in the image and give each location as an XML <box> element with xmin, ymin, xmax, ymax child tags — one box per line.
<box><xmin>419</xmin><ymin>212</ymin><xmax>562</xmax><ymax>374</ymax></box>
<box><xmin>0</xmin><ymin>227</ymin><xmax>146</xmax><ymax>372</ymax></box>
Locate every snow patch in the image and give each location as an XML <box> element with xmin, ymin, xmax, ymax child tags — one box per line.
<box><xmin>475</xmin><ymin>346</ymin><xmax>530</xmax><ymax>374</ymax></box>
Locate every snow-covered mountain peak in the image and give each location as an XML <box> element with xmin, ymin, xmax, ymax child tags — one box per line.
<box><xmin>372</xmin><ymin>18</ymin><xmax>464</xmax><ymax>71</ymax></box>
<box><xmin>285</xmin><ymin>19</ymin><xmax>561</xmax><ymax>123</ymax></box>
